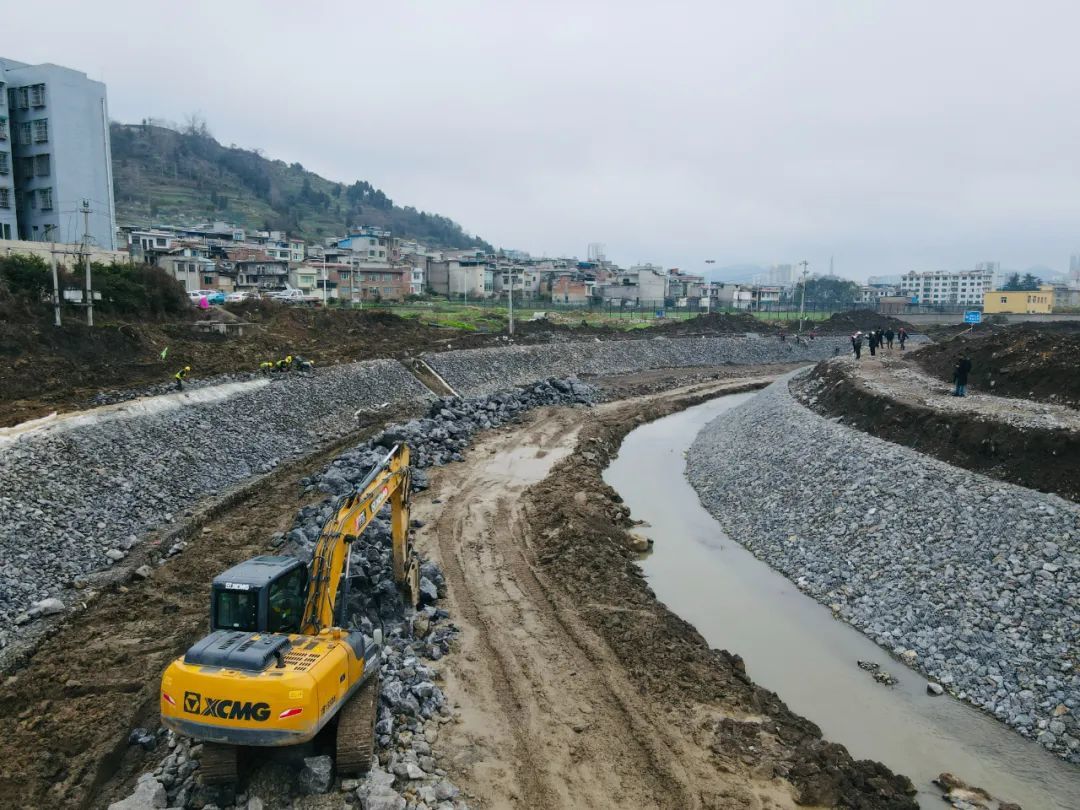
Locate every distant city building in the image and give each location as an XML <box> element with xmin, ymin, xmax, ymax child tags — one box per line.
<box><xmin>0</xmin><ymin>57</ymin><xmax>116</xmax><ymax>248</ymax></box>
<box><xmin>983</xmin><ymin>286</ymin><xmax>1054</xmax><ymax>315</ymax></box>
<box><xmin>900</xmin><ymin>269</ymin><xmax>993</xmax><ymax>306</ymax></box>
<box><xmin>1070</xmin><ymin>254</ymin><xmax>1080</xmax><ymax>282</ymax></box>
<box><xmin>867</xmin><ymin>274</ymin><xmax>902</xmax><ymax>286</ymax></box>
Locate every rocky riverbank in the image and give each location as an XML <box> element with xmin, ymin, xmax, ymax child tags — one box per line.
<box><xmin>686</xmin><ymin>373</ymin><xmax>1079</xmax><ymax>764</ymax></box>
<box><xmin>425</xmin><ymin>334</ymin><xmax>869</xmax><ymax>395</ymax></box>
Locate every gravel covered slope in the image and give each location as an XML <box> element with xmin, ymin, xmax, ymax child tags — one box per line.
<box><xmin>686</xmin><ymin>373</ymin><xmax>1079</xmax><ymax>763</ymax></box>
<box><xmin>425</xmin><ymin>335</ymin><xmax>867</xmax><ymax>395</ymax></box>
<box><xmin>0</xmin><ymin>360</ymin><xmax>430</xmax><ymax>642</ymax></box>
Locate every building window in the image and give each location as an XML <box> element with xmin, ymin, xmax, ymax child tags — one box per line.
<box><xmin>1000</xmin><ymin>297</ymin><xmax>1007</xmax><ymax>304</ymax></box>
<box><xmin>25</xmin><ymin>190</ymin><xmax>36</xmax><ymax>209</ymax></box>
<box><xmin>15</xmin><ymin>87</ymin><xmax>29</xmax><ymax>109</ymax></box>
<box><xmin>155</xmin><ymin>237</ymin><xmax>166</xmax><ymax>247</ymax></box>
<box><xmin>0</xmin><ymin>116</ymin><xmax>7</xmax><ymax>140</ymax></box>
<box><xmin>0</xmin><ymin>151</ymin><xmax>7</xmax><ymax>175</ymax></box>
<box><xmin>33</xmin><ymin>119</ymin><xmax>48</xmax><ymax>143</ymax></box>
<box><xmin>29</xmin><ymin>84</ymin><xmax>45</xmax><ymax>107</ymax></box>
<box><xmin>0</xmin><ymin>187</ymin><xmax>9</xmax><ymax>208</ymax></box>
<box><xmin>38</xmin><ymin>187</ymin><xmax>53</xmax><ymax>210</ymax></box>
<box><xmin>1</xmin><ymin>223</ymin><xmax>9</xmax><ymax>239</ymax></box>
<box><xmin>34</xmin><ymin>154</ymin><xmax>49</xmax><ymax>176</ymax></box>
<box><xmin>18</xmin><ymin>122</ymin><xmax>31</xmax><ymax>146</ymax></box>
<box><xmin>20</xmin><ymin>157</ymin><xmax>33</xmax><ymax>180</ymax></box>
<box><xmin>203</xmin><ymin>275</ymin><xmax>214</xmax><ymax>285</ymax></box>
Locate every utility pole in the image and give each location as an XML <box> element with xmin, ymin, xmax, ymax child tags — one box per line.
<box><xmin>44</xmin><ymin>225</ymin><xmax>62</xmax><ymax>327</ymax></box>
<box><xmin>81</xmin><ymin>200</ymin><xmax>93</xmax><ymax>326</ymax></box>
<box><xmin>322</xmin><ymin>253</ymin><xmax>328</xmax><ymax>307</ymax></box>
<box><xmin>507</xmin><ymin>264</ymin><xmax>515</xmax><ymax>336</ymax></box>
<box><xmin>50</xmin><ymin>248</ymin><xmax>62</xmax><ymax>327</ymax></box>
<box><xmin>797</xmin><ymin>260</ymin><xmax>809</xmax><ymax>333</ymax></box>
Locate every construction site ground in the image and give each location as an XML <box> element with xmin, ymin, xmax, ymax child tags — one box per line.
<box><xmin>0</xmin><ymin>369</ymin><xmax>916</xmax><ymax>810</ymax></box>
<box><xmin>0</xmin><ymin>303</ymin><xmax>906</xmax><ymax>428</ymax></box>
<box><xmin>797</xmin><ymin>351</ymin><xmax>1080</xmax><ymax>502</ymax></box>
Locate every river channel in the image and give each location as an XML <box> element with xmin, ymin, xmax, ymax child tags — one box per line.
<box><xmin>603</xmin><ymin>392</ymin><xmax>1080</xmax><ymax>810</ymax></box>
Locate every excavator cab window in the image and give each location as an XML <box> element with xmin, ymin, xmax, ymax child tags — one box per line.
<box><xmin>267</xmin><ymin>565</ymin><xmax>308</xmax><ymax>634</ymax></box>
<box><xmin>214</xmin><ymin>589</ymin><xmax>259</xmax><ymax>631</ymax></box>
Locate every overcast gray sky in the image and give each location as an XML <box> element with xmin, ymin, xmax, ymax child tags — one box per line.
<box><xmin>8</xmin><ymin>1</ymin><xmax>1080</xmax><ymax>278</ymax></box>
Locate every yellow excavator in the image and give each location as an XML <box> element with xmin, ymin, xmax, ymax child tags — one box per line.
<box><xmin>160</xmin><ymin>443</ymin><xmax>418</xmax><ymax>783</ymax></box>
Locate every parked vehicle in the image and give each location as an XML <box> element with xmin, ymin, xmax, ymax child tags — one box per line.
<box><xmin>225</xmin><ymin>290</ymin><xmax>260</xmax><ymax>303</ymax></box>
<box><xmin>188</xmin><ymin>289</ymin><xmax>225</xmax><ymax>305</ymax></box>
<box><xmin>268</xmin><ymin>288</ymin><xmax>320</xmax><ymax>304</ymax></box>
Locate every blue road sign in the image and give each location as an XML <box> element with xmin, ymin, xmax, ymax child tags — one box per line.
<box><xmin>964</xmin><ymin>310</ymin><xmax>982</xmax><ymax>324</ymax></box>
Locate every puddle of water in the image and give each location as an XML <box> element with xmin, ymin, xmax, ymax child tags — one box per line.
<box><xmin>603</xmin><ymin>393</ymin><xmax>1080</xmax><ymax>810</ymax></box>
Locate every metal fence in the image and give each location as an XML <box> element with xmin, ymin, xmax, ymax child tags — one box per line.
<box><xmin>362</xmin><ymin>297</ymin><xmax>844</xmax><ymax>324</ymax></box>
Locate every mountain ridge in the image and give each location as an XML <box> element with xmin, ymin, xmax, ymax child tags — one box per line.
<box><xmin>110</xmin><ymin>121</ymin><xmax>492</xmax><ymax>251</ymax></box>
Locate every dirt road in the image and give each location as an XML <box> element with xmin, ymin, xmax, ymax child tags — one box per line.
<box><xmin>413</xmin><ymin>378</ymin><xmax>915</xmax><ymax>809</ymax></box>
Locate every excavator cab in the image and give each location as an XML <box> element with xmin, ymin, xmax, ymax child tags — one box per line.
<box><xmin>210</xmin><ymin>556</ymin><xmax>310</xmax><ymax>635</ymax></box>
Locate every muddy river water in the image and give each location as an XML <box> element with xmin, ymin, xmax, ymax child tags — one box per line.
<box><xmin>604</xmin><ymin>393</ymin><xmax>1080</xmax><ymax>810</ymax></box>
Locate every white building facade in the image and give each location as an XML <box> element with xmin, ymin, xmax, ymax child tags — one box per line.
<box><xmin>899</xmin><ymin>269</ymin><xmax>993</xmax><ymax>306</ymax></box>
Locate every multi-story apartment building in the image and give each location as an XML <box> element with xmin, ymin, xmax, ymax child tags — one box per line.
<box><xmin>899</xmin><ymin>269</ymin><xmax>993</xmax><ymax>306</ymax></box>
<box><xmin>0</xmin><ymin>58</ymin><xmax>116</xmax><ymax>248</ymax></box>
<box><xmin>0</xmin><ymin>73</ymin><xmax>14</xmax><ymax>241</ymax></box>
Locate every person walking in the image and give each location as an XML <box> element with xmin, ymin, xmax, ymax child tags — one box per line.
<box><xmin>885</xmin><ymin>328</ymin><xmax>895</xmax><ymax>350</ymax></box>
<box><xmin>952</xmin><ymin>355</ymin><xmax>972</xmax><ymax>397</ymax></box>
<box><xmin>868</xmin><ymin>330</ymin><xmax>878</xmax><ymax>356</ymax></box>
<box><xmin>898</xmin><ymin>327</ymin><xmax>908</xmax><ymax>350</ymax></box>
<box><xmin>851</xmin><ymin>331</ymin><xmax>863</xmax><ymax>359</ymax></box>
<box><xmin>174</xmin><ymin>366</ymin><xmax>191</xmax><ymax>391</ymax></box>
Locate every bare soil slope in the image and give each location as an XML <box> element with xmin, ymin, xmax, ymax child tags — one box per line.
<box><xmin>797</xmin><ymin>356</ymin><xmax>1080</xmax><ymax>502</ymax></box>
<box><xmin>910</xmin><ymin>322</ymin><xmax>1080</xmax><ymax>407</ymax></box>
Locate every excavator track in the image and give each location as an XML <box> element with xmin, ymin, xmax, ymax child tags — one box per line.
<box><xmin>199</xmin><ymin>742</ymin><xmax>238</xmax><ymax>785</ymax></box>
<box><xmin>336</xmin><ymin>674</ymin><xmax>380</xmax><ymax>775</ymax></box>
<box><xmin>334</xmin><ymin>673</ymin><xmax>382</xmax><ymax>777</ymax></box>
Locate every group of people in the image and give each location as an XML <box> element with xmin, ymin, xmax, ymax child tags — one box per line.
<box><xmin>850</xmin><ymin>326</ymin><xmax>907</xmax><ymax>359</ymax></box>
<box><xmin>778</xmin><ymin>328</ymin><xmax>818</xmax><ymax>344</ymax></box>
<box><xmin>173</xmin><ymin>354</ymin><xmax>315</xmax><ymax>390</ymax></box>
<box><xmin>259</xmin><ymin>354</ymin><xmax>315</xmax><ymax>374</ymax></box>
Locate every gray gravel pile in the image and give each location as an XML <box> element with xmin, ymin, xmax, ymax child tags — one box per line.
<box><xmin>686</xmin><ymin>372</ymin><xmax>1079</xmax><ymax>763</ymax></box>
<box><xmin>426</xmin><ymin>335</ymin><xmax>925</xmax><ymax>396</ymax></box>
<box><xmin>0</xmin><ymin>359</ymin><xmax>431</xmax><ymax>647</ymax></box>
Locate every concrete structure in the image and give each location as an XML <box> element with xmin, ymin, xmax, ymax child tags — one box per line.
<box><xmin>708</xmin><ymin>282</ymin><xmax>753</xmax><ymax>310</ymax></box>
<box><xmin>0</xmin><ymin>237</ymin><xmax>128</xmax><ymax>265</ymax></box>
<box><xmin>0</xmin><ymin>58</ymin><xmax>116</xmax><ymax>249</ymax></box>
<box><xmin>983</xmin><ymin>286</ymin><xmax>1054</xmax><ymax>314</ymax></box>
<box><xmin>160</xmin><ymin>255</ymin><xmax>222</xmax><ymax>293</ymax></box>
<box><xmin>900</xmin><ymin>269</ymin><xmax>993</xmax><ymax>306</ymax></box>
<box><xmin>858</xmin><ymin>284</ymin><xmax>900</xmax><ymax>304</ymax></box>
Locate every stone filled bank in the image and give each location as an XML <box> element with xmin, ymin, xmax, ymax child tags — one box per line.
<box><xmin>686</xmin><ymin>371</ymin><xmax>1079</xmax><ymax>764</ymax></box>
<box><xmin>0</xmin><ymin>334</ymin><xmax>869</xmax><ymax>642</ymax></box>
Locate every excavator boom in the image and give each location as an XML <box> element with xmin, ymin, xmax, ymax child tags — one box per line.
<box><xmin>301</xmin><ymin>443</ymin><xmax>417</xmax><ymax>634</ymax></box>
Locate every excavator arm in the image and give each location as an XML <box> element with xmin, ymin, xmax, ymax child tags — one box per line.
<box><xmin>300</xmin><ymin>443</ymin><xmax>417</xmax><ymax>635</ymax></box>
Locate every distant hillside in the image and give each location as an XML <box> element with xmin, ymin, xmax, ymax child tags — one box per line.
<box><xmin>110</xmin><ymin>121</ymin><xmax>492</xmax><ymax>250</ymax></box>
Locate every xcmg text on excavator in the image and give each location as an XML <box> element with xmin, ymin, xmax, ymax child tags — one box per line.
<box><xmin>160</xmin><ymin>443</ymin><xmax>418</xmax><ymax>783</ymax></box>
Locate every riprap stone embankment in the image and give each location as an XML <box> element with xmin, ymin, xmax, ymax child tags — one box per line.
<box><xmin>426</xmin><ymin>335</ymin><xmax>871</xmax><ymax>395</ymax></box>
<box><xmin>0</xmin><ymin>360</ymin><xmax>429</xmax><ymax>643</ymax></box>
<box><xmin>686</xmin><ymin>373</ymin><xmax>1079</xmax><ymax>763</ymax></box>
